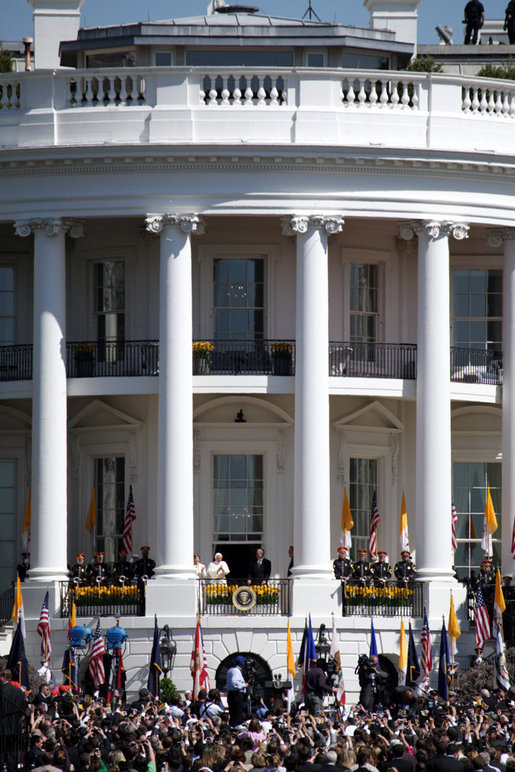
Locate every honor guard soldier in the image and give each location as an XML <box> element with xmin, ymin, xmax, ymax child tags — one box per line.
<box><xmin>113</xmin><ymin>549</ymin><xmax>133</xmax><ymax>583</ymax></box>
<box><xmin>333</xmin><ymin>546</ymin><xmax>352</xmax><ymax>581</ymax></box>
<box><xmin>394</xmin><ymin>550</ymin><xmax>416</xmax><ymax>587</ymax></box>
<box><xmin>479</xmin><ymin>557</ymin><xmax>496</xmax><ymax>586</ymax></box>
<box><xmin>371</xmin><ymin>551</ymin><xmax>392</xmax><ymax>586</ymax></box>
<box><xmin>88</xmin><ymin>551</ymin><xmax>111</xmax><ymax>585</ymax></box>
<box><xmin>69</xmin><ymin>553</ymin><xmax>88</xmax><ymax>585</ymax></box>
<box><xmin>352</xmin><ymin>549</ymin><xmax>371</xmax><ymax>585</ymax></box>
<box><xmin>133</xmin><ymin>545</ymin><xmax>156</xmax><ymax>580</ymax></box>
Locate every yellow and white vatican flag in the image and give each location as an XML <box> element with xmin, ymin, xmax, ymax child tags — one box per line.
<box><xmin>286</xmin><ymin>620</ymin><xmax>296</xmax><ymax>709</ymax></box>
<box><xmin>11</xmin><ymin>577</ymin><xmax>26</xmax><ymax>640</ymax></box>
<box><xmin>340</xmin><ymin>486</ymin><xmax>354</xmax><ymax>549</ymax></box>
<box><xmin>398</xmin><ymin>619</ymin><xmax>407</xmax><ymax>685</ymax></box>
<box><xmin>399</xmin><ymin>492</ymin><xmax>410</xmax><ymax>553</ymax></box>
<box><xmin>447</xmin><ymin>593</ymin><xmax>461</xmax><ymax>662</ymax></box>
<box><xmin>493</xmin><ymin>569</ymin><xmax>506</xmax><ymax>631</ymax></box>
<box><xmin>481</xmin><ymin>487</ymin><xmax>498</xmax><ymax>557</ymax></box>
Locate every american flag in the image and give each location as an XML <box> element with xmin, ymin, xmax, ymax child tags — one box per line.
<box><xmin>37</xmin><ymin>591</ymin><xmax>51</xmax><ymax>664</ymax></box>
<box><xmin>88</xmin><ymin>620</ymin><xmax>105</xmax><ymax>687</ymax></box>
<box><xmin>420</xmin><ymin>607</ymin><xmax>433</xmax><ymax>680</ymax></box>
<box><xmin>474</xmin><ymin>581</ymin><xmax>491</xmax><ymax>651</ymax></box>
<box><xmin>368</xmin><ymin>491</ymin><xmax>381</xmax><ymax>559</ymax></box>
<box><xmin>451</xmin><ymin>500</ymin><xmax>458</xmax><ymax>552</ymax></box>
<box><xmin>122</xmin><ymin>485</ymin><xmax>136</xmax><ymax>555</ymax></box>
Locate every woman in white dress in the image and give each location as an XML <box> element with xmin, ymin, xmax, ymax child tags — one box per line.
<box><xmin>193</xmin><ymin>552</ymin><xmax>206</xmax><ymax>578</ymax></box>
<box><xmin>206</xmin><ymin>552</ymin><xmax>230</xmax><ymax>583</ymax></box>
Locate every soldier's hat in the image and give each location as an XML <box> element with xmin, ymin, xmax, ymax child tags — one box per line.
<box><xmin>401</xmin><ymin>550</ymin><xmax>411</xmax><ymax>556</ymax></box>
<box><xmin>502</xmin><ymin>575</ymin><xmax>512</xmax><ymax>581</ymax></box>
<box><xmin>140</xmin><ymin>545</ymin><xmax>150</xmax><ymax>552</ymax></box>
<box><xmin>118</xmin><ymin>549</ymin><xmax>128</xmax><ymax>556</ymax></box>
<box><xmin>75</xmin><ymin>552</ymin><xmax>85</xmax><ymax>559</ymax></box>
<box><xmin>95</xmin><ymin>551</ymin><xmax>104</xmax><ymax>557</ymax></box>
<box><xmin>337</xmin><ymin>546</ymin><xmax>347</xmax><ymax>554</ymax></box>
<box><xmin>480</xmin><ymin>559</ymin><xmax>489</xmax><ymax>565</ymax></box>
<box><xmin>378</xmin><ymin>551</ymin><xmax>387</xmax><ymax>556</ymax></box>
<box><xmin>358</xmin><ymin>549</ymin><xmax>367</xmax><ymax>556</ymax></box>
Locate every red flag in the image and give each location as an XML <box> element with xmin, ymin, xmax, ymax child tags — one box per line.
<box><xmin>88</xmin><ymin>620</ymin><xmax>105</xmax><ymax>688</ymax></box>
<box><xmin>190</xmin><ymin>618</ymin><xmax>210</xmax><ymax>699</ymax></box>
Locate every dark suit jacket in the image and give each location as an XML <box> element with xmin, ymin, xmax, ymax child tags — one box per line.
<box><xmin>0</xmin><ymin>681</ymin><xmax>27</xmax><ymax>736</ymax></box>
<box><xmin>248</xmin><ymin>558</ymin><xmax>271</xmax><ymax>582</ymax></box>
<box><xmin>427</xmin><ymin>754</ymin><xmax>464</xmax><ymax>772</ymax></box>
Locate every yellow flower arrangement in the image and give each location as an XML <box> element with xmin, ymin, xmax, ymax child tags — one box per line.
<box><xmin>345</xmin><ymin>584</ymin><xmax>413</xmax><ymax>608</ymax></box>
<box><xmin>70</xmin><ymin>583</ymin><xmax>140</xmax><ymax>606</ymax></box>
<box><xmin>205</xmin><ymin>583</ymin><xmax>281</xmax><ymax>606</ymax></box>
<box><xmin>192</xmin><ymin>341</ymin><xmax>214</xmax><ymax>356</ymax></box>
<box><xmin>271</xmin><ymin>342</ymin><xmax>293</xmax><ymax>355</ymax></box>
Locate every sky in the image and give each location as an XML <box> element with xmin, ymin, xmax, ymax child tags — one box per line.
<box><xmin>0</xmin><ymin>0</ymin><xmax>511</xmax><ymax>47</ymax></box>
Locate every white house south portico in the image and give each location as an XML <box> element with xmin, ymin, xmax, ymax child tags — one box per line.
<box><xmin>0</xmin><ymin>0</ymin><xmax>513</xmax><ymax>700</ymax></box>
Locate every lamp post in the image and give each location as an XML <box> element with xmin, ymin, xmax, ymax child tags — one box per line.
<box><xmin>159</xmin><ymin>625</ymin><xmax>177</xmax><ymax>676</ymax></box>
<box><xmin>315</xmin><ymin>623</ymin><xmax>331</xmax><ymax>662</ymax></box>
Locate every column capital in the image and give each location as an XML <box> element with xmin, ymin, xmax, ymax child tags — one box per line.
<box><xmin>399</xmin><ymin>220</ymin><xmax>469</xmax><ymax>242</ymax></box>
<box><xmin>14</xmin><ymin>218</ymin><xmax>83</xmax><ymax>239</ymax></box>
<box><xmin>487</xmin><ymin>228</ymin><xmax>515</xmax><ymax>248</ymax></box>
<box><xmin>281</xmin><ymin>214</ymin><xmax>344</xmax><ymax>236</ymax></box>
<box><xmin>145</xmin><ymin>214</ymin><xmax>206</xmax><ymax>236</ymax></box>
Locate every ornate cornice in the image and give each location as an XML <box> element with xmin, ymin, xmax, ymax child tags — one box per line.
<box><xmin>14</xmin><ymin>218</ymin><xmax>84</xmax><ymax>238</ymax></box>
<box><xmin>145</xmin><ymin>214</ymin><xmax>205</xmax><ymax>235</ymax></box>
<box><xmin>399</xmin><ymin>220</ymin><xmax>469</xmax><ymax>242</ymax></box>
<box><xmin>487</xmin><ymin>228</ymin><xmax>515</xmax><ymax>247</ymax></box>
<box><xmin>281</xmin><ymin>214</ymin><xmax>344</xmax><ymax>236</ymax></box>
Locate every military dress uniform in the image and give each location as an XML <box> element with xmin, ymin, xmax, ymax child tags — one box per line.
<box><xmin>88</xmin><ymin>552</ymin><xmax>111</xmax><ymax>585</ymax></box>
<box><xmin>371</xmin><ymin>552</ymin><xmax>392</xmax><ymax>586</ymax></box>
<box><xmin>394</xmin><ymin>551</ymin><xmax>416</xmax><ymax>587</ymax></box>
<box><xmin>113</xmin><ymin>551</ymin><xmax>134</xmax><ymax>583</ymax></box>
<box><xmin>69</xmin><ymin>553</ymin><xmax>89</xmax><ymax>585</ymax></box>
<box><xmin>133</xmin><ymin>546</ymin><xmax>156</xmax><ymax>579</ymax></box>
<box><xmin>333</xmin><ymin>547</ymin><xmax>352</xmax><ymax>581</ymax></box>
<box><xmin>351</xmin><ymin>551</ymin><xmax>371</xmax><ymax>585</ymax></box>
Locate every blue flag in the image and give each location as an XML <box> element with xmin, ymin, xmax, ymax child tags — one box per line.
<box><xmin>369</xmin><ymin>620</ymin><xmax>378</xmax><ymax>658</ymax></box>
<box><xmin>407</xmin><ymin>623</ymin><xmax>421</xmax><ymax>684</ymax></box>
<box><xmin>305</xmin><ymin>615</ymin><xmax>317</xmax><ymax>673</ymax></box>
<box><xmin>147</xmin><ymin>615</ymin><xmax>162</xmax><ymax>698</ymax></box>
<box><xmin>438</xmin><ymin>619</ymin><xmax>449</xmax><ymax>702</ymax></box>
<box><xmin>297</xmin><ymin>618</ymin><xmax>307</xmax><ymax>670</ymax></box>
<box><xmin>6</xmin><ymin>622</ymin><xmax>29</xmax><ymax>689</ymax></box>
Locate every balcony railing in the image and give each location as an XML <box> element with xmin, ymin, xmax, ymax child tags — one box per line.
<box><xmin>0</xmin><ymin>345</ymin><xmax>33</xmax><ymax>381</ymax></box>
<box><xmin>0</xmin><ymin>583</ymin><xmax>14</xmax><ymax>627</ymax></box>
<box><xmin>59</xmin><ymin>581</ymin><xmax>146</xmax><ymax>617</ymax></box>
<box><xmin>451</xmin><ymin>347</ymin><xmax>503</xmax><ymax>385</ymax></box>
<box><xmin>343</xmin><ymin>580</ymin><xmax>423</xmax><ymax>618</ymax></box>
<box><xmin>329</xmin><ymin>342</ymin><xmax>417</xmax><ymax>379</ymax></box>
<box><xmin>67</xmin><ymin>340</ymin><xmax>159</xmax><ymax>377</ymax></box>
<box><xmin>198</xmin><ymin>578</ymin><xmax>290</xmax><ymax>616</ymax></box>
<box><xmin>193</xmin><ymin>340</ymin><xmax>295</xmax><ymax>375</ymax></box>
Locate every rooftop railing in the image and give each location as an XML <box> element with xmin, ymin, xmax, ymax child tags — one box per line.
<box><xmin>2</xmin><ymin>68</ymin><xmax>515</xmax><ymax>154</ymax></box>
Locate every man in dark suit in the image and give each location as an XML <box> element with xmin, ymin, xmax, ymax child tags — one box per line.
<box><xmin>248</xmin><ymin>548</ymin><xmax>271</xmax><ymax>585</ymax></box>
<box><xmin>427</xmin><ymin>741</ymin><xmax>465</xmax><ymax>771</ymax></box>
<box><xmin>0</xmin><ymin>667</ymin><xmax>28</xmax><ymax>771</ymax></box>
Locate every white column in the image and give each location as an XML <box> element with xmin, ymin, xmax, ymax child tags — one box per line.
<box><xmin>145</xmin><ymin>214</ymin><xmax>204</xmax><ymax>578</ymax></box>
<box><xmin>489</xmin><ymin>229</ymin><xmax>515</xmax><ymax>578</ymax></box>
<box><xmin>283</xmin><ymin>215</ymin><xmax>343</xmax><ymax>579</ymax></box>
<box><xmin>15</xmin><ymin>218</ymin><xmax>83</xmax><ymax>582</ymax></box>
<box><xmin>400</xmin><ymin>220</ymin><xmax>468</xmax><ymax>584</ymax></box>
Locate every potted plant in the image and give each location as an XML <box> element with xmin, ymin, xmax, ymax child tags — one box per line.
<box><xmin>271</xmin><ymin>342</ymin><xmax>293</xmax><ymax>375</ymax></box>
<box><xmin>192</xmin><ymin>341</ymin><xmax>214</xmax><ymax>375</ymax></box>
<box><xmin>74</xmin><ymin>343</ymin><xmax>95</xmax><ymax>377</ymax></box>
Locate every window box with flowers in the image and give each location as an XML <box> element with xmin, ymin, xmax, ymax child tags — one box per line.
<box><xmin>271</xmin><ymin>342</ymin><xmax>293</xmax><ymax>375</ymax></box>
<box><xmin>192</xmin><ymin>341</ymin><xmax>214</xmax><ymax>375</ymax></box>
<box><xmin>74</xmin><ymin>343</ymin><xmax>95</xmax><ymax>377</ymax></box>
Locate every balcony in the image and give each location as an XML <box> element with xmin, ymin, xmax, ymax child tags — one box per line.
<box><xmin>329</xmin><ymin>342</ymin><xmax>416</xmax><ymax>379</ymax></box>
<box><xmin>59</xmin><ymin>581</ymin><xmax>146</xmax><ymax>618</ymax></box>
<box><xmin>343</xmin><ymin>580</ymin><xmax>423</xmax><ymax>618</ymax></box>
<box><xmin>198</xmin><ymin>578</ymin><xmax>290</xmax><ymax>616</ymax></box>
<box><xmin>0</xmin><ymin>345</ymin><xmax>33</xmax><ymax>381</ymax></box>
<box><xmin>450</xmin><ymin>346</ymin><xmax>503</xmax><ymax>385</ymax></box>
<box><xmin>67</xmin><ymin>340</ymin><xmax>159</xmax><ymax>377</ymax></box>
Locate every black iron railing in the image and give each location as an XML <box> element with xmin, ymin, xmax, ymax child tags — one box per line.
<box><xmin>193</xmin><ymin>340</ymin><xmax>295</xmax><ymax>375</ymax></box>
<box><xmin>67</xmin><ymin>340</ymin><xmax>159</xmax><ymax>377</ymax></box>
<box><xmin>59</xmin><ymin>581</ymin><xmax>146</xmax><ymax>617</ymax></box>
<box><xmin>0</xmin><ymin>344</ymin><xmax>33</xmax><ymax>381</ymax></box>
<box><xmin>342</xmin><ymin>580</ymin><xmax>423</xmax><ymax>618</ymax></box>
<box><xmin>0</xmin><ymin>583</ymin><xmax>14</xmax><ymax>626</ymax></box>
<box><xmin>329</xmin><ymin>342</ymin><xmax>417</xmax><ymax>379</ymax></box>
<box><xmin>198</xmin><ymin>578</ymin><xmax>290</xmax><ymax>616</ymax></box>
<box><xmin>451</xmin><ymin>347</ymin><xmax>503</xmax><ymax>385</ymax></box>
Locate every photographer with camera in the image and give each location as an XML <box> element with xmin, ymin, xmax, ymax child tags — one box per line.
<box><xmin>226</xmin><ymin>655</ymin><xmax>248</xmax><ymax>727</ymax></box>
<box><xmin>304</xmin><ymin>658</ymin><xmax>336</xmax><ymax>717</ymax></box>
<box><xmin>356</xmin><ymin>654</ymin><xmax>389</xmax><ymax>713</ymax></box>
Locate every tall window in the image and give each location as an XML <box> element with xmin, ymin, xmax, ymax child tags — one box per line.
<box><xmin>453</xmin><ymin>461</ymin><xmax>502</xmax><ymax>580</ymax></box>
<box><xmin>213</xmin><ymin>259</ymin><xmax>264</xmax><ymax>341</ymax></box>
<box><xmin>349</xmin><ymin>264</ymin><xmax>379</xmax><ymax>343</ymax></box>
<box><xmin>95</xmin><ymin>261</ymin><xmax>125</xmax><ymax>360</ymax></box>
<box><xmin>453</xmin><ymin>269</ymin><xmax>502</xmax><ymax>353</ymax></box>
<box><xmin>94</xmin><ymin>456</ymin><xmax>125</xmax><ymax>563</ymax></box>
<box><xmin>349</xmin><ymin>458</ymin><xmax>377</xmax><ymax>561</ymax></box>
<box><xmin>213</xmin><ymin>455</ymin><xmax>263</xmax><ymax>544</ymax></box>
<box><xmin>0</xmin><ymin>460</ymin><xmax>16</xmax><ymax>592</ymax></box>
<box><xmin>0</xmin><ymin>267</ymin><xmax>15</xmax><ymax>344</ymax></box>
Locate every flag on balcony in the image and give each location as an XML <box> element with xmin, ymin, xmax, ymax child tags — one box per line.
<box><xmin>369</xmin><ymin>619</ymin><xmax>378</xmax><ymax>658</ymax></box>
<box><xmin>474</xmin><ymin>581</ymin><xmax>490</xmax><ymax>651</ymax></box>
<box><xmin>122</xmin><ymin>485</ymin><xmax>136</xmax><ymax>555</ymax></box>
<box><xmin>85</xmin><ymin>486</ymin><xmax>96</xmax><ymax>534</ymax></box>
<box><xmin>340</xmin><ymin>487</ymin><xmax>353</xmax><ymax>549</ymax></box>
<box><xmin>407</xmin><ymin>623</ymin><xmax>420</xmax><ymax>685</ymax></box>
<box><xmin>494</xmin><ymin>620</ymin><xmax>511</xmax><ymax>693</ymax></box>
<box><xmin>398</xmin><ymin>620</ymin><xmax>407</xmax><ymax>685</ymax></box>
<box><xmin>37</xmin><ymin>591</ymin><xmax>52</xmax><ymax>666</ymax></box>
<box><xmin>6</xmin><ymin>621</ymin><xmax>29</xmax><ymax>689</ymax></box>
<box><xmin>368</xmin><ymin>491</ymin><xmax>381</xmax><ymax>559</ymax></box>
<box><xmin>447</xmin><ymin>593</ymin><xmax>461</xmax><ymax>662</ymax></box>
<box><xmin>451</xmin><ymin>500</ymin><xmax>458</xmax><ymax>553</ymax></box>
<box><xmin>493</xmin><ymin>569</ymin><xmax>506</xmax><ymax>631</ymax></box>
<box><xmin>21</xmin><ymin>488</ymin><xmax>31</xmax><ymax>553</ymax></box>
<box><xmin>88</xmin><ymin>620</ymin><xmax>106</xmax><ymax>688</ymax></box>
<box><xmin>438</xmin><ymin>619</ymin><xmax>450</xmax><ymax>702</ymax></box>
<box><xmin>481</xmin><ymin>487</ymin><xmax>498</xmax><ymax>557</ymax></box>
<box><xmin>11</xmin><ymin>577</ymin><xmax>26</xmax><ymax>640</ymax></box>
<box><xmin>190</xmin><ymin>618</ymin><xmax>210</xmax><ymax>699</ymax></box>
<box><xmin>148</xmin><ymin>615</ymin><xmax>162</xmax><ymax>698</ymax></box>
<box><xmin>420</xmin><ymin>608</ymin><xmax>433</xmax><ymax>682</ymax></box>
<box><xmin>286</xmin><ymin>620</ymin><xmax>296</xmax><ymax>709</ymax></box>
<box><xmin>399</xmin><ymin>492</ymin><xmax>410</xmax><ymax>553</ymax></box>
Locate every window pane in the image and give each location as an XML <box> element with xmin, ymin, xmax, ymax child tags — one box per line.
<box><xmin>453</xmin><ymin>269</ymin><xmax>502</xmax><ymax>351</ymax></box>
<box><xmin>213</xmin><ymin>258</ymin><xmax>264</xmax><ymax>342</ymax></box>
<box><xmin>349</xmin><ymin>457</ymin><xmax>377</xmax><ymax>561</ymax></box>
<box><xmin>213</xmin><ymin>454</ymin><xmax>264</xmax><ymax>544</ymax></box>
<box><xmin>94</xmin><ymin>456</ymin><xmax>125</xmax><ymax>563</ymax></box>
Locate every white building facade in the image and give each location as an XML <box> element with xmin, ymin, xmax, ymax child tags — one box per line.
<box><xmin>0</xmin><ymin>0</ymin><xmax>513</xmax><ymax>698</ymax></box>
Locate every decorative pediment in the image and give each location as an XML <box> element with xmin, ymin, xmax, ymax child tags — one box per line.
<box><xmin>334</xmin><ymin>400</ymin><xmax>404</xmax><ymax>432</ymax></box>
<box><xmin>68</xmin><ymin>399</ymin><xmax>141</xmax><ymax>431</ymax></box>
<box><xmin>0</xmin><ymin>405</ymin><xmax>32</xmax><ymax>432</ymax></box>
<box><xmin>194</xmin><ymin>396</ymin><xmax>293</xmax><ymax>425</ymax></box>
<box><xmin>451</xmin><ymin>405</ymin><xmax>501</xmax><ymax>434</ymax></box>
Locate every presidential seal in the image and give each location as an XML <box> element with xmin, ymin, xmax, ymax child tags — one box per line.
<box><xmin>232</xmin><ymin>585</ymin><xmax>257</xmax><ymax>612</ymax></box>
